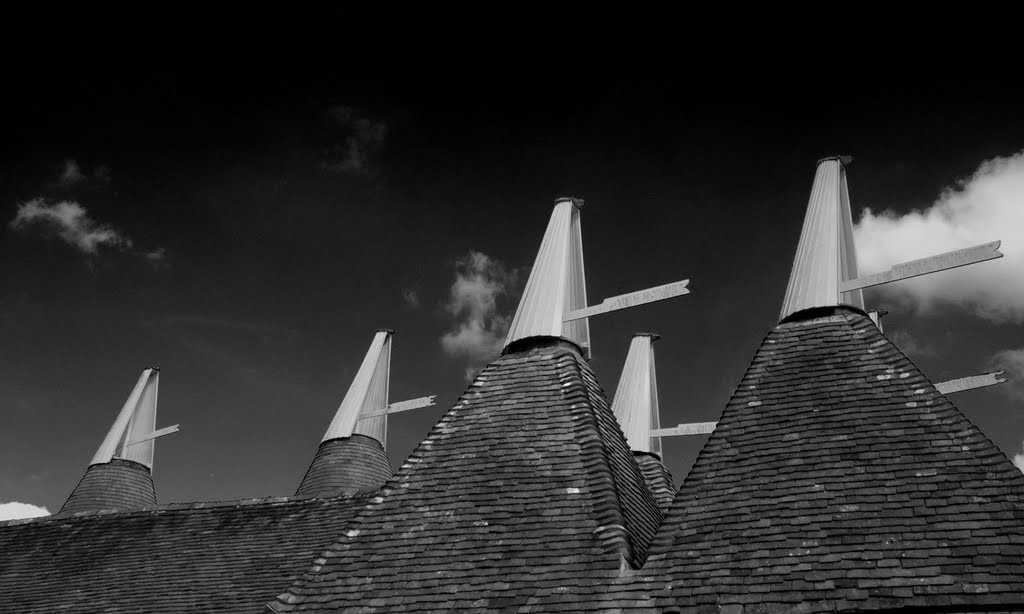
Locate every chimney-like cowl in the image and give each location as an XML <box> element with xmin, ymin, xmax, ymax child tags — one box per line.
<box><xmin>503</xmin><ymin>197</ymin><xmax>590</xmax><ymax>357</ymax></box>
<box><xmin>779</xmin><ymin>156</ymin><xmax>865</xmax><ymax>321</ymax></box>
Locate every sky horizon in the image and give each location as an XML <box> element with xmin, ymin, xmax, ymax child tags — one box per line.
<box><xmin>3</xmin><ymin>30</ymin><xmax>1023</xmax><ymax>519</ymax></box>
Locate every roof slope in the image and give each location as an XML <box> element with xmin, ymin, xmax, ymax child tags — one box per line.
<box><xmin>0</xmin><ymin>494</ymin><xmax>367</xmax><ymax>613</ymax></box>
<box><xmin>645</xmin><ymin>308</ymin><xmax>1024</xmax><ymax>613</ymax></box>
<box><xmin>270</xmin><ymin>339</ymin><xmax>663</xmax><ymax>612</ymax></box>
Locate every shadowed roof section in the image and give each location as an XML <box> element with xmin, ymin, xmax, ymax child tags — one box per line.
<box><xmin>269</xmin><ymin>338</ymin><xmax>663</xmax><ymax>612</ymax></box>
<box><xmin>0</xmin><ymin>494</ymin><xmax>368</xmax><ymax>613</ymax></box>
<box><xmin>644</xmin><ymin>307</ymin><xmax>1024</xmax><ymax>612</ymax></box>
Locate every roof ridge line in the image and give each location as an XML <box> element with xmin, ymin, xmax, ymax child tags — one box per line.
<box><xmin>562</xmin><ymin>349</ymin><xmax>664</xmax><ymax>569</ymax></box>
<box><xmin>644</xmin><ymin>323</ymin><xmax>773</xmax><ymax>557</ymax></box>
<box><xmin>0</xmin><ymin>493</ymin><xmax>365</xmax><ymax>527</ymax></box>
<box><xmin>563</xmin><ymin>351</ymin><xmax>636</xmax><ymax>565</ymax></box>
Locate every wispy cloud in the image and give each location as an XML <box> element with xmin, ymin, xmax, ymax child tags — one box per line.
<box><xmin>59</xmin><ymin>159</ymin><xmax>86</xmax><ymax>186</ymax></box>
<box><xmin>890</xmin><ymin>330</ymin><xmax>935</xmax><ymax>359</ymax></box>
<box><xmin>10</xmin><ymin>198</ymin><xmax>166</xmax><ymax>265</ymax></box>
<box><xmin>1011</xmin><ymin>442</ymin><xmax>1024</xmax><ymax>474</ymax></box>
<box><xmin>854</xmin><ymin>150</ymin><xmax>1024</xmax><ymax>322</ymax></box>
<box><xmin>0</xmin><ymin>502</ymin><xmax>50</xmax><ymax>521</ymax></box>
<box><xmin>57</xmin><ymin>159</ymin><xmax>111</xmax><ymax>187</ymax></box>
<box><xmin>319</xmin><ymin>105</ymin><xmax>387</xmax><ymax>175</ymax></box>
<box><xmin>440</xmin><ymin>251</ymin><xmax>520</xmax><ymax>379</ymax></box>
<box><xmin>10</xmin><ymin>198</ymin><xmax>131</xmax><ymax>254</ymax></box>
<box><xmin>991</xmin><ymin>347</ymin><xmax>1024</xmax><ymax>402</ymax></box>
<box><xmin>402</xmin><ymin>288</ymin><xmax>420</xmax><ymax>309</ymax></box>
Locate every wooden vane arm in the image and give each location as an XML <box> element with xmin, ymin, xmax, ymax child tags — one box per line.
<box><xmin>650</xmin><ymin>421</ymin><xmax>717</xmax><ymax>437</ymax></box>
<box><xmin>126</xmin><ymin>424</ymin><xmax>180</xmax><ymax>447</ymax></box>
<box><xmin>841</xmin><ymin>241</ymin><xmax>1002</xmax><ymax>293</ymax></box>
<box><xmin>935</xmin><ymin>371</ymin><xmax>1007</xmax><ymax>395</ymax></box>
<box><xmin>361</xmin><ymin>395</ymin><xmax>437</xmax><ymax>419</ymax></box>
<box><xmin>564</xmin><ymin>280</ymin><xmax>690</xmax><ymax>323</ymax></box>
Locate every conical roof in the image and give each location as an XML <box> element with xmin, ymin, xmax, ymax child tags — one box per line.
<box><xmin>644</xmin><ymin>307</ymin><xmax>1024</xmax><ymax>611</ymax></box>
<box><xmin>59</xmin><ymin>459</ymin><xmax>156</xmax><ymax>515</ymax></box>
<box><xmin>294</xmin><ymin>435</ymin><xmax>392</xmax><ymax>497</ymax></box>
<box><xmin>780</xmin><ymin>156</ymin><xmax>864</xmax><ymax>320</ymax></box>
<box><xmin>269</xmin><ymin>338</ymin><xmax>664</xmax><ymax>611</ymax></box>
<box><xmin>60</xmin><ymin>368</ymin><xmax>162</xmax><ymax>514</ymax></box>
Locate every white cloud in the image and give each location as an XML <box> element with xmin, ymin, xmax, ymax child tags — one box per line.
<box><xmin>440</xmin><ymin>251</ymin><xmax>517</xmax><ymax>379</ymax></box>
<box><xmin>991</xmin><ymin>347</ymin><xmax>1024</xmax><ymax>402</ymax></box>
<box><xmin>10</xmin><ymin>198</ymin><xmax>132</xmax><ymax>254</ymax></box>
<box><xmin>57</xmin><ymin>159</ymin><xmax>111</xmax><ymax>186</ymax></box>
<box><xmin>59</xmin><ymin>159</ymin><xmax>86</xmax><ymax>185</ymax></box>
<box><xmin>890</xmin><ymin>330</ymin><xmax>934</xmax><ymax>359</ymax></box>
<box><xmin>321</xmin><ymin>105</ymin><xmax>387</xmax><ymax>175</ymax></box>
<box><xmin>402</xmin><ymin>288</ymin><xmax>420</xmax><ymax>309</ymax></box>
<box><xmin>854</xmin><ymin>151</ymin><xmax>1024</xmax><ymax>322</ymax></box>
<box><xmin>0</xmin><ymin>502</ymin><xmax>50</xmax><ymax>521</ymax></box>
<box><xmin>1012</xmin><ymin>442</ymin><xmax>1024</xmax><ymax>474</ymax></box>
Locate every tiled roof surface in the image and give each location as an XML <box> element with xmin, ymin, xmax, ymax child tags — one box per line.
<box><xmin>295</xmin><ymin>434</ymin><xmax>393</xmax><ymax>496</ymax></box>
<box><xmin>270</xmin><ymin>338</ymin><xmax>664</xmax><ymax>612</ymax></box>
<box><xmin>635</xmin><ymin>452</ymin><xmax>675</xmax><ymax>513</ymax></box>
<box><xmin>58</xmin><ymin>458</ymin><xmax>157</xmax><ymax>514</ymax></box>
<box><xmin>645</xmin><ymin>307</ymin><xmax>1024</xmax><ymax>613</ymax></box>
<box><xmin>0</xmin><ymin>493</ymin><xmax>368</xmax><ymax>613</ymax></box>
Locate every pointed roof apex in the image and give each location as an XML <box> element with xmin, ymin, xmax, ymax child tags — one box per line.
<box><xmin>322</xmin><ymin>330</ymin><xmax>392</xmax><ymax>443</ymax></box>
<box><xmin>504</xmin><ymin>197</ymin><xmax>590</xmax><ymax>356</ymax></box>
<box><xmin>779</xmin><ymin>156</ymin><xmax>865</xmax><ymax>321</ymax></box>
<box><xmin>90</xmin><ymin>367</ymin><xmax>161</xmax><ymax>469</ymax></box>
<box><xmin>611</xmin><ymin>334</ymin><xmax>662</xmax><ymax>456</ymax></box>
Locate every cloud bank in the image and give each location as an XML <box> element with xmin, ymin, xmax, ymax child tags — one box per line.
<box><xmin>10</xmin><ymin>198</ymin><xmax>132</xmax><ymax>254</ymax></box>
<box><xmin>440</xmin><ymin>251</ymin><xmax>519</xmax><ymax>379</ymax></box>
<box><xmin>853</xmin><ymin>151</ymin><xmax>1024</xmax><ymax>322</ymax></box>
<box><xmin>0</xmin><ymin>502</ymin><xmax>50</xmax><ymax>521</ymax></box>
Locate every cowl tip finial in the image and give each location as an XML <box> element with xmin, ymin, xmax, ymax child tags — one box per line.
<box><xmin>816</xmin><ymin>155</ymin><xmax>853</xmax><ymax>167</ymax></box>
<box><xmin>554</xmin><ymin>196</ymin><xmax>584</xmax><ymax>209</ymax></box>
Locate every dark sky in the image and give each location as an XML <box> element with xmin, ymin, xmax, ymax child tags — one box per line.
<box><xmin>3</xmin><ymin>18</ymin><xmax>1023</xmax><ymax>512</ymax></box>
